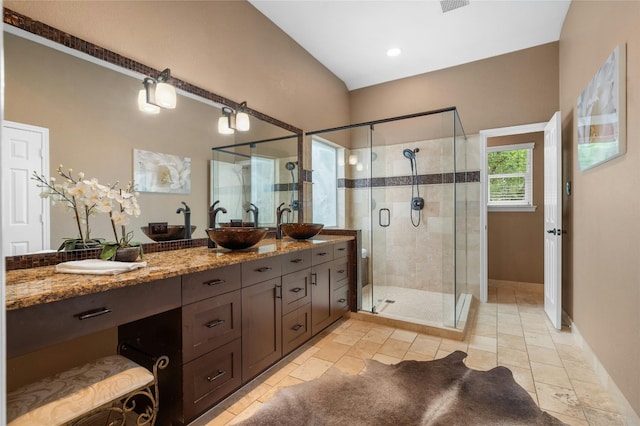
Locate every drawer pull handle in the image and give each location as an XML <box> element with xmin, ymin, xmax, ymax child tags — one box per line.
<box><xmin>204</xmin><ymin>279</ymin><xmax>226</xmax><ymax>286</ymax></box>
<box><xmin>276</xmin><ymin>285</ymin><xmax>282</xmax><ymax>299</ymax></box>
<box><xmin>291</xmin><ymin>324</ymin><xmax>303</xmax><ymax>331</ymax></box>
<box><xmin>291</xmin><ymin>258</ymin><xmax>304</xmax><ymax>264</ymax></box>
<box><xmin>207</xmin><ymin>370</ymin><xmax>225</xmax><ymax>382</ymax></box>
<box><xmin>338</xmin><ymin>298</ymin><xmax>347</xmax><ymax>304</ymax></box>
<box><xmin>337</xmin><ymin>247</ymin><xmax>346</xmax><ymax>251</ymax></box>
<box><xmin>291</xmin><ymin>287</ymin><xmax>303</xmax><ymax>293</ymax></box>
<box><xmin>337</xmin><ymin>270</ymin><xmax>346</xmax><ymax>274</ymax></box>
<box><xmin>77</xmin><ymin>308</ymin><xmax>112</xmax><ymax>320</ymax></box>
<box><xmin>256</xmin><ymin>267</ymin><xmax>272</xmax><ymax>272</ymax></box>
<box><xmin>317</xmin><ymin>252</ymin><xmax>328</xmax><ymax>256</ymax></box>
<box><xmin>311</xmin><ymin>273</ymin><xmax>317</xmax><ymax>286</ymax></box>
<box><xmin>205</xmin><ymin>319</ymin><xmax>225</xmax><ymax>328</ymax></box>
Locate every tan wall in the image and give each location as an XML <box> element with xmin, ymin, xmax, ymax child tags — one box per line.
<box><xmin>488</xmin><ymin>132</ymin><xmax>544</xmax><ymax>284</ymax></box>
<box><xmin>350</xmin><ymin>42</ymin><xmax>560</xmax><ymax>135</ymax></box>
<box><xmin>559</xmin><ymin>1</ymin><xmax>640</xmax><ymax>416</ymax></box>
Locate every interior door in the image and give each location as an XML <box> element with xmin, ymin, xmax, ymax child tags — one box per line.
<box><xmin>544</xmin><ymin>112</ymin><xmax>563</xmax><ymax>330</ymax></box>
<box><xmin>1</xmin><ymin>121</ymin><xmax>49</xmax><ymax>255</ymax></box>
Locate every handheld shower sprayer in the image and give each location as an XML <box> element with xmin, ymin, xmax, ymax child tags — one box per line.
<box><xmin>402</xmin><ymin>148</ymin><xmax>423</xmax><ymax>227</ymax></box>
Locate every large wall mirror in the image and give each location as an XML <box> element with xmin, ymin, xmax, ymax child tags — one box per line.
<box><xmin>3</xmin><ymin>17</ymin><xmax>301</xmax><ymax>256</ymax></box>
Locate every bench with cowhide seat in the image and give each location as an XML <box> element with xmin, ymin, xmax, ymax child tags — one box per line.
<box><xmin>6</xmin><ymin>345</ymin><xmax>169</xmax><ymax>426</ymax></box>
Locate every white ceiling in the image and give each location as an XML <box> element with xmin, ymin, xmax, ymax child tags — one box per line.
<box><xmin>249</xmin><ymin>0</ymin><xmax>571</xmax><ymax>90</ymax></box>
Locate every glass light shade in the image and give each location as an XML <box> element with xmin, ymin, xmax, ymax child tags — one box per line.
<box><xmin>348</xmin><ymin>154</ymin><xmax>358</xmax><ymax>165</ymax></box>
<box><xmin>154</xmin><ymin>82</ymin><xmax>176</xmax><ymax>109</ymax></box>
<box><xmin>137</xmin><ymin>90</ymin><xmax>160</xmax><ymax>114</ymax></box>
<box><xmin>218</xmin><ymin>116</ymin><xmax>234</xmax><ymax>135</ymax></box>
<box><xmin>356</xmin><ymin>163</ymin><xmax>364</xmax><ymax>171</ymax></box>
<box><xmin>235</xmin><ymin>111</ymin><xmax>250</xmax><ymax>131</ymax></box>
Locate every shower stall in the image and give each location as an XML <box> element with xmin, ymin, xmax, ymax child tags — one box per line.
<box><xmin>308</xmin><ymin>107</ymin><xmax>474</xmax><ymax>330</ymax></box>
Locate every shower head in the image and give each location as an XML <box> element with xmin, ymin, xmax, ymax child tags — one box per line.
<box><xmin>402</xmin><ymin>149</ymin><xmax>415</xmax><ymax>160</ymax></box>
<box><xmin>285</xmin><ymin>161</ymin><xmax>296</xmax><ymax>171</ymax></box>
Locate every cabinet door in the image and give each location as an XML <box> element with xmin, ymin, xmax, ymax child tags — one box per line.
<box><xmin>311</xmin><ymin>263</ymin><xmax>332</xmax><ymax>335</ymax></box>
<box><xmin>242</xmin><ymin>278</ymin><xmax>282</xmax><ymax>381</ymax></box>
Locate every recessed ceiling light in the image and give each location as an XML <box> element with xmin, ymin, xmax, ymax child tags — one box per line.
<box><xmin>386</xmin><ymin>48</ymin><xmax>402</xmax><ymax>57</ymax></box>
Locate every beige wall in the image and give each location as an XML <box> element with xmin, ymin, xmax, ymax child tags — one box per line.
<box><xmin>488</xmin><ymin>132</ymin><xmax>544</xmax><ymax>284</ymax></box>
<box><xmin>350</xmin><ymin>42</ymin><xmax>560</xmax><ymax>135</ymax></box>
<box><xmin>559</xmin><ymin>1</ymin><xmax>640</xmax><ymax>417</ymax></box>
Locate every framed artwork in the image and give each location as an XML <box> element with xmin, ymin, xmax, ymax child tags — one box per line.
<box><xmin>576</xmin><ymin>43</ymin><xmax>626</xmax><ymax>171</ymax></box>
<box><xmin>133</xmin><ymin>149</ymin><xmax>191</xmax><ymax>194</ymax></box>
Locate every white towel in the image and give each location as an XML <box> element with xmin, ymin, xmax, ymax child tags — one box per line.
<box><xmin>55</xmin><ymin>259</ymin><xmax>147</xmax><ymax>275</ymax></box>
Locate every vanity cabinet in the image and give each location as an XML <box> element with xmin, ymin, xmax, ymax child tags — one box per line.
<box><xmin>114</xmin><ymin>239</ymin><xmax>352</xmax><ymax>425</ymax></box>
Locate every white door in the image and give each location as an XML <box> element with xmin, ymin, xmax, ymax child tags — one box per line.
<box><xmin>544</xmin><ymin>112</ymin><xmax>562</xmax><ymax>330</ymax></box>
<box><xmin>2</xmin><ymin>121</ymin><xmax>50</xmax><ymax>255</ymax></box>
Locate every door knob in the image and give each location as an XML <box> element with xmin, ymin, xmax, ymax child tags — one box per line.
<box><xmin>546</xmin><ymin>229</ymin><xmax>560</xmax><ymax>235</ymax></box>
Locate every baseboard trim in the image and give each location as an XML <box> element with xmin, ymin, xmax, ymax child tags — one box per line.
<box><xmin>570</xmin><ymin>321</ymin><xmax>640</xmax><ymax>426</ymax></box>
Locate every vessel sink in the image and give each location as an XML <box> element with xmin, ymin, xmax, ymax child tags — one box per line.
<box><xmin>280</xmin><ymin>223</ymin><xmax>324</xmax><ymax>240</ymax></box>
<box><xmin>206</xmin><ymin>227</ymin><xmax>268</xmax><ymax>250</ymax></box>
<box><xmin>141</xmin><ymin>225</ymin><xmax>197</xmax><ymax>242</ymax></box>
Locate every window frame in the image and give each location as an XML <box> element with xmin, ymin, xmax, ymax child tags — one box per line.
<box><xmin>487</xmin><ymin>142</ymin><xmax>537</xmax><ymax>212</ymax></box>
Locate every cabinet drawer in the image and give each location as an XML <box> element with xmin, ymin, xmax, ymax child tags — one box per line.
<box><xmin>182</xmin><ymin>264</ymin><xmax>241</xmax><ymax>305</ymax></box>
<box><xmin>242</xmin><ymin>256</ymin><xmax>282</xmax><ymax>286</ymax></box>
<box><xmin>183</xmin><ymin>338</ymin><xmax>242</xmax><ymax>423</ymax></box>
<box><xmin>333</xmin><ymin>285</ymin><xmax>350</xmax><ymax>318</ymax></box>
<box><xmin>281</xmin><ymin>269</ymin><xmax>311</xmax><ymax>315</ymax></box>
<box><xmin>182</xmin><ymin>290</ymin><xmax>241</xmax><ymax>363</ymax></box>
<box><xmin>282</xmin><ymin>304</ymin><xmax>312</xmax><ymax>355</ymax></box>
<box><xmin>311</xmin><ymin>246</ymin><xmax>334</xmax><ymax>265</ymax></box>
<box><xmin>281</xmin><ymin>249</ymin><xmax>312</xmax><ymax>275</ymax></box>
<box><xmin>332</xmin><ymin>258</ymin><xmax>349</xmax><ymax>284</ymax></box>
<box><xmin>7</xmin><ymin>277</ymin><xmax>181</xmax><ymax>358</ymax></box>
<box><xmin>333</xmin><ymin>240</ymin><xmax>350</xmax><ymax>259</ymax></box>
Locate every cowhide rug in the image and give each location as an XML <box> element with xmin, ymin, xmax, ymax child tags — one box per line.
<box><xmin>237</xmin><ymin>351</ymin><xmax>566</xmax><ymax>426</ymax></box>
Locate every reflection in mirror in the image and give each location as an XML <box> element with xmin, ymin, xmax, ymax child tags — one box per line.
<box><xmin>211</xmin><ymin>135</ymin><xmax>300</xmax><ymax>229</ymax></box>
<box><xmin>3</xmin><ymin>21</ymin><xmax>301</xmax><ymax>255</ymax></box>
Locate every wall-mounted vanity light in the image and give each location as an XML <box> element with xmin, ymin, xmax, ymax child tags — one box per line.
<box><xmin>137</xmin><ymin>68</ymin><xmax>177</xmax><ymax>114</ymax></box>
<box><xmin>218</xmin><ymin>101</ymin><xmax>250</xmax><ymax>134</ymax></box>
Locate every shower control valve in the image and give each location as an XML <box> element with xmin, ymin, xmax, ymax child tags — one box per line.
<box><xmin>411</xmin><ymin>197</ymin><xmax>425</xmax><ymax>211</ymax></box>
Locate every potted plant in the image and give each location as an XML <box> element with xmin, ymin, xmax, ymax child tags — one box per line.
<box><xmin>32</xmin><ymin>165</ymin><xmax>106</xmax><ymax>250</ymax></box>
<box><xmin>33</xmin><ymin>165</ymin><xmax>142</xmax><ymax>260</ymax></box>
<box><xmin>99</xmin><ymin>182</ymin><xmax>143</xmax><ymax>262</ymax></box>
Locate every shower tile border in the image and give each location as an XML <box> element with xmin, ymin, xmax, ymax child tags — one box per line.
<box><xmin>338</xmin><ymin>171</ymin><xmax>480</xmax><ymax>189</ymax></box>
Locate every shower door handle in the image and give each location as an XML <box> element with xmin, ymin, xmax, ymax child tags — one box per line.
<box><xmin>379</xmin><ymin>208</ymin><xmax>390</xmax><ymax>227</ymax></box>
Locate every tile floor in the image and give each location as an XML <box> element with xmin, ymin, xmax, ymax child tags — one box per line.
<box><xmin>192</xmin><ymin>284</ymin><xmax>627</xmax><ymax>426</ymax></box>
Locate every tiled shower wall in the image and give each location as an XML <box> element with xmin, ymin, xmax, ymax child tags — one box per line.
<box><xmin>340</xmin><ymin>135</ymin><xmax>480</xmax><ymax>300</ymax></box>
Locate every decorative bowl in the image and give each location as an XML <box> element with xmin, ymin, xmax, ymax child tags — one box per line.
<box><xmin>206</xmin><ymin>227</ymin><xmax>268</xmax><ymax>250</ymax></box>
<box><xmin>280</xmin><ymin>223</ymin><xmax>324</xmax><ymax>240</ymax></box>
<box><xmin>141</xmin><ymin>225</ymin><xmax>197</xmax><ymax>242</ymax></box>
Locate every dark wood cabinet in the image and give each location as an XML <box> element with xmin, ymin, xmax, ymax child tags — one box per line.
<box><xmin>115</xmin><ymin>240</ymin><xmax>351</xmax><ymax>424</ymax></box>
<box><xmin>241</xmin><ymin>277</ymin><xmax>282</xmax><ymax>381</ymax></box>
<box><xmin>311</xmin><ymin>262</ymin><xmax>333</xmax><ymax>335</ymax></box>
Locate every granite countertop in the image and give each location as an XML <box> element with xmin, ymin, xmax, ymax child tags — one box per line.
<box><xmin>5</xmin><ymin>236</ymin><xmax>352</xmax><ymax>311</ymax></box>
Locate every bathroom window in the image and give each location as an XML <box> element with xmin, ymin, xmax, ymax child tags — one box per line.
<box><xmin>312</xmin><ymin>138</ymin><xmax>338</xmax><ymax>227</ymax></box>
<box><xmin>487</xmin><ymin>143</ymin><xmax>535</xmax><ymax>211</ymax></box>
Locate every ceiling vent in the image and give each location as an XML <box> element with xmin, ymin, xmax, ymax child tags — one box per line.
<box><xmin>440</xmin><ymin>0</ymin><xmax>470</xmax><ymax>13</ymax></box>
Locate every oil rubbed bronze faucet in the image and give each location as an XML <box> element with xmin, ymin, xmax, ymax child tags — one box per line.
<box><xmin>176</xmin><ymin>201</ymin><xmax>192</xmax><ymax>239</ymax></box>
<box><xmin>246</xmin><ymin>203</ymin><xmax>259</xmax><ymax>228</ymax></box>
<box><xmin>276</xmin><ymin>202</ymin><xmax>291</xmax><ymax>239</ymax></box>
<box><xmin>208</xmin><ymin>200</ymin><xmax>227</xmax><ymax>248</ymax></box>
